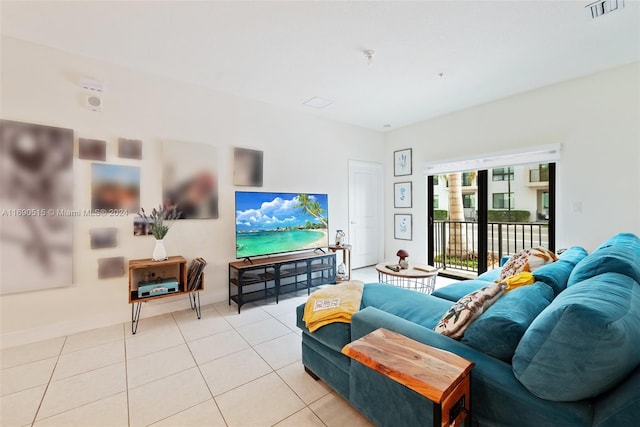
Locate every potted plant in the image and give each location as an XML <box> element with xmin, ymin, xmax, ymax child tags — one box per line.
<box><xmin>138</xmin><ymin>205</ymin><xmax>181</xmax><ymax>261</ymax></box>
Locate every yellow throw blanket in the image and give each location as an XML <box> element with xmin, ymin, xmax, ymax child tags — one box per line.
<box><xmin>303</xmin><ymin>280</ymin><xmax>364</xmax><ymax>332</ymax></box>
<box><xmin>497</xmin><ymin>271</ymin><xmax>535</xmax><ymax>293</ymax></box>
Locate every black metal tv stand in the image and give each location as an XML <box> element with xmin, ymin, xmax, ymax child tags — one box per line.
<box><xmin>228</xmin><ymin>251</ymin><xmax>336</xmax><ymax>313</ymax></box>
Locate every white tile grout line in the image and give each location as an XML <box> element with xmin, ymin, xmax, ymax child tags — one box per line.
<box><xmin>124</xmin><ymin>321</ymin><xmax>132</xmax><ymax>427</ymax></box>
<box><xmin>172</xmin><ymin>309</ymin><xmax>231</xmax><ymax>427</ymax></box>
<box><xmin>5</xmin><ymin>288</ymin><xmax>345</xmax><ymax>427</ymax></box>
<box><xmin>29</xmin><ymin>335</ymin><xmax>67</xmax><ymax>427</ymax></box>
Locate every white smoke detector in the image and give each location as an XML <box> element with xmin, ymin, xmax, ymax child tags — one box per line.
<box><xmin>86</xmin><ymin>94</ymin><xmax>103</xmax><ymax>112</ymax></box>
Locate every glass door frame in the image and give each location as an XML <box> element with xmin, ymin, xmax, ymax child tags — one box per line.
<box><xmin>428</xmin><ymin>164</ymin><xmax>555</xmax><ymax>278</ymax></box>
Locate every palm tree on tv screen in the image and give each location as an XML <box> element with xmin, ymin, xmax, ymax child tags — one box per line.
<box><xmin>295</xmin><ymin>194</ymin><xmax>328</xmax><ymax>228</ymax></box>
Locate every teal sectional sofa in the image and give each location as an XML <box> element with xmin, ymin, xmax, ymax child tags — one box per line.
<box><xmin>296</xmin><ymin>233</ymin><xmax>640</xmax><ymax>426</ymax></box>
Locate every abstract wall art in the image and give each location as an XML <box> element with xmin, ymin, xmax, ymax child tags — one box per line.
<box><xmin>118</xmin><ymin>138</ymin><xmax>142</xmax><ymax>160</ymax></box>
<box><xmin>91</xmin><ymin>163</ymin><xmax>140</xmax><ymax>212</ymax></box>
<box><xmin>97</xmin><ymin>256</ymin><xmax>125</xmax><ymax>279</ymax></box>
<box><xmin>90</xmin><ymin>227</ymin><xmax>118</xmax><ymax>249</ymax></box>
<box><xmin>233</xmin><ymin>147</ymin><xmax>263</xmax><ymax>187</ymax></box>
<box><xmin>0</xmin><ymin>120</ymin><xmax>74</xmax><ymax>294</ymax></box>
<box><xmin>162</xmin><ymin>140</ymin><xmax>218</xmax><ymax>219</ymax></box>
<box><xmin>79</xmin><ymin>138</ymin><xmax>106</xmax><ymax>161</ymax></box>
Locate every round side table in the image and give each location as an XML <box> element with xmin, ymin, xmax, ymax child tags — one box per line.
<box><xmin>375</xmin><ymin>262</ymin><xmax>439</xmax><ymax>294</ymax></box>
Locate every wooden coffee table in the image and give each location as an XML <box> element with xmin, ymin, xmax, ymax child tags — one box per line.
<box><xmin>342</xmin><ymin>328</ymin><xmax>474</xmax><ymax>427</ymax></box>
<box><xmin>375</xmin><ymin>262</ymin><xmax>439</xmax><ymax>294</ymax></box>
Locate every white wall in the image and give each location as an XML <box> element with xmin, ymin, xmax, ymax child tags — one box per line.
<box><xmin>384</xmin><ymin>63</ymin><xmax>640</xmax><ymax>263</ymax></box>
<box><xmin>0</xmin><ymin>37</ymin><xmax>384</xmax><ymax>348</ymax></box>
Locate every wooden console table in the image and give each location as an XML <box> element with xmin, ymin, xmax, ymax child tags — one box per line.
<box><xmin>342</xmin><ymin>328</ymin><xmax>474</xmax><ymax>427</ymax></box>
<box><xmin>128</xmin><ymin>256</ymin><xmax>203</xmax><ymax>334</ymax></box>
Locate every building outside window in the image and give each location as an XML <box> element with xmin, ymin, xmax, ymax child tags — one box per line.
<box><xmin>493</xmin><ymin>192</ymin><xmax>514</xmax><ymax>209</ymax></box>
<box><xmin>462</xmin><ymin>194</ymin><xmax>475</xmax><ymax>208</ymax></box>
<box><xmin>530</xmin><ymin>164</ymin><xmax>549</xmax><ymax>182</ymax></box>
<box><xmin>492</xmin><ymin>167</ymin><xmax>514</xmax><ymax>181</ymax></box>
<box><xmin>462</xmin><ymin>172</ymin><xmax>475</xmax><ymax>186</ymax></box>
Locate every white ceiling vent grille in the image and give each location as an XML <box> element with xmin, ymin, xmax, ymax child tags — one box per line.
<box><xmin>586</xmin><ymin>0</ymin><xmax>624</xmax><ymax>19</ymax></box>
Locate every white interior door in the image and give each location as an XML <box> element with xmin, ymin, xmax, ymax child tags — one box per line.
<box><xmin>348</xmin><ymin>160</ymin><xmax>383</xmax><ymax>268</ymax></box>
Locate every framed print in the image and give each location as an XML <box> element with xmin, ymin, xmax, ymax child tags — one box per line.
<box><xmin>97</xmin><ymin>256</ymin><xmax>125</xmax><ymax>279</ymax></box>
<box><xmin>91</xmin><ymin>163</ymin><xmax>140</xmax><ymax>212</ymax></box>
<box><xmin>394</xmin><ymin>214</ymin><xmax>412</xmax><ymax>240</ymax></box>
<box><xmin>90</xmin><ymin>227</ymin><xmax>118</xmax><ymax>249</ymax></box>
<box><xmin>233</xmin><ymin>147</ymin><xmax>263</xmax><ymax>186</ymax></box>
<box><xmin>1</xmin><ymin>120</ymin><xmax>74</xmax><ymax>294</ymax></box>
<box><xmin>394</xmin><ymin>148</ymin><xmax>412</xmax><ymax>176</ymax></box>
<box><xmin>79</xmin><ymin>138</ymin><xmax>106</xmax><ymax>161</ymax></box>
<box><xmin>118</xmin><ymin>138</ymin><xmax>142</xmax><ymax>159</ymax></box>
<box><xmin>394</xmin><ymin>181</ymin><xmax>412</xmax><ymax>208</ymax></box>
<box><xmin>162</xmin><ymin>140</ymin><xmax>219</xmax><ymax>219</ymax></box>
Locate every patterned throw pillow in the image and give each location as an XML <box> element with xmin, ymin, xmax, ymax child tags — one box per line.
<box><xmin>500</xmin><ymin>247</ymin><xmax>558</xmax><ymax>280</ymax></box>
<box><xmin>434</xmin><ymin>282</ymin><xmax>505</xmax><ymax>339</ymax></box>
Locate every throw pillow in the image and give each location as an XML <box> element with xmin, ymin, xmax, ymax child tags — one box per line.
<box><xmin>434</xmin><ymin>282</ymin><xmax>504</xmax><ymax>339</ymax></box>
<box><xmin>500</xmin><ymin>247</ymin><xmax>558</xmax><ymax>280</ymax></box>
<box><xmin>512</xmin><ymin>272</ymin><xmax>640</xmax><ymax>401</ymax></box>
<box><xmin>461</xmin><ymin>281</ymin><xmax>554</xmax><ymax>362</ymax></box>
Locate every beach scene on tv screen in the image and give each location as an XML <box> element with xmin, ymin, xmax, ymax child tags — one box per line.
<box><xmin>236</xmin><ymin>192</ymin><xmax>328</xmax><ymax>258</ymax></box>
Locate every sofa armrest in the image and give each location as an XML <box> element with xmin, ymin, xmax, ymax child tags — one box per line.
<box><xmin>351</xmin><ymin>307</ymin><xmax>593</xmax><ymax>427</ymax></box>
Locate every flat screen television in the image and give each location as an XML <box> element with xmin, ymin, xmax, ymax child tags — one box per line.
<box><xmin>235</xmin><ymin>191</ymin><xmax>329</xmax><ymax>259</ymax></box>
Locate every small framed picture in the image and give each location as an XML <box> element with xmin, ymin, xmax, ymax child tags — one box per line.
<box><xmin>97</xmin><ymin>256</ymin><xmax>126</xmax><ymax>279</ymax></box>
<box><xmin>394</xmin><ymin>214</ymin><xmax>412</xmax><ymax>240</ymax></box>
<box><xmin>394</xmin><ymin>148</ymin><xmax>412</xmax><ymax>176</ymax></box>
<box><xmin>394</xmin><ymin>181</ymin><xmax>412</xmax><ymax>208</ymax></box>
<box><xmin>118</xmin><ymin>138</ymin><xmax>142</xmax><ymax>160</ymax></box>
<box><xmin>79</xmin><ymin>138</ymin><xmax>107</xmax><ymax>161</ymax></box>
<box><xmin>89</xmin><ymin>227</ymin><xmax>118</xmax><ymax>249</ymax></box>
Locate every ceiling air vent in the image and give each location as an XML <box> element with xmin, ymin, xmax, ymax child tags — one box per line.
<box><xmin>585</xmin><ymin>0</ymin><xmax>624</xmax><ymax>19</ymax></box>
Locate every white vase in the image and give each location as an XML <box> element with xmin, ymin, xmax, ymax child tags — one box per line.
<box><xmin>152</xmin><ymin>239</ymin><xmax>167</xmax><ymax>261</ymax></box>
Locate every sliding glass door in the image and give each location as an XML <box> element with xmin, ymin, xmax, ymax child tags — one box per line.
<box><xmin>428</xmin><ymin>163</ymin><xmax>555</xmax><ymax>279</ymax></box>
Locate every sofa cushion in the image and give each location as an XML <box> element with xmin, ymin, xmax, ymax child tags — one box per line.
<box><xmin>461</xmin><ymin>281</ymin><xmax>554</xmax><ymax>362</ymax></box>
<box><xmin>567</xmin><ymin>246</ymin><xmax>640</xmax><ymax>287</ymax></box>
<box><xmin>476</xmin><ymin>268</ymin><xmax>501</xmax><ymax>282</ymax></box>
<box><xmin>512</xmin><ymin>272</ymin><xmax>640</xmax><ymax>401</ymax></box>
<box><xmin>500</xmin><ymin>247</ymin><xmax>558</xmax><ymax>280</ymax></box>
<box><xmin>594</xmin><ymin>232</ymin><xmax>640</xmax><ymax>257</ymax></box>
<box><xmin>431</xmin><ymin>279</ymin><xmax>489</xmax><ymax>302</ymax></box>
<box><xmin>434</xmin><ymin>282</ymin><xmax>504</xmax><ymax>339</ymax></box>
<box><xmin>361</xmin><ymin>283</ymin><xmax>451</xmax><ymax>329</ymax></box>
<box><xmin>533</xmin><ymin>246</ymin><xmax>588</xmax><ymax>296</ymax></box>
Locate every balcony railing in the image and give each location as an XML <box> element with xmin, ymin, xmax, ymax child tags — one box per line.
<box><xmin>433</xmin><ymin>220</ymin><xmax>549</xmax><ymax>274</ymax></box>
<box><xmin>529</xmin><ymin>168</ymin><xmax>549</xmax><ymax>183</ymax></box>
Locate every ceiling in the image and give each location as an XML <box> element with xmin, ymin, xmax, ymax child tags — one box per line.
<box><xmin>1</xmin><ymin>1</ymin><xmax>639</xmax><ymax>131</ymax></box>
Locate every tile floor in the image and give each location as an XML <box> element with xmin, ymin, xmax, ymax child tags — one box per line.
<box><xmin>1</xmin><ymin>267</ymin><xmax>454</xmax><ymax>427</ymax></box>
